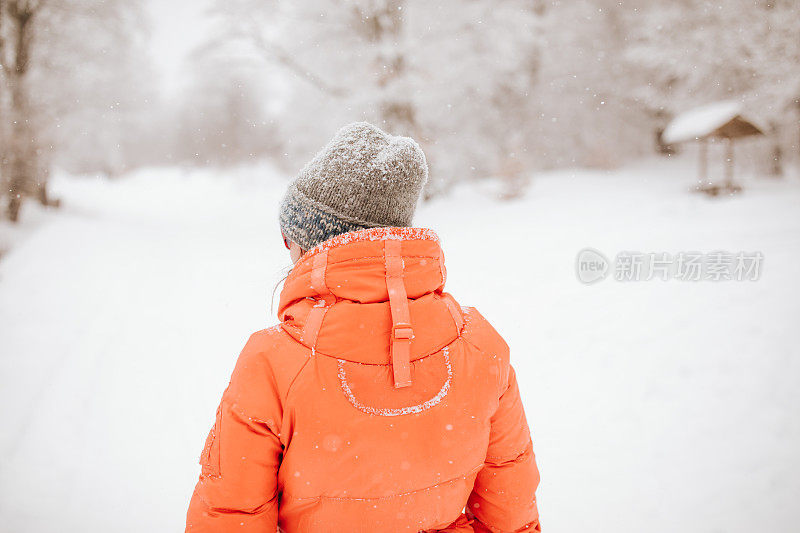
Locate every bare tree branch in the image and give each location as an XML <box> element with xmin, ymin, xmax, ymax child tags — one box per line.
<box><xmin>246</xmin><ymin>21</ymin><xmax>347</xmax><ymax>98</ymax></box>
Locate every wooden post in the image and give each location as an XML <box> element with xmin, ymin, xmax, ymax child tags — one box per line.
<box><xmin>725</xmin><ymin>137</ymin><xmax>734</xmax><ymax>189</ymax></box>
<box><xmin>698</xmin><ymin>137</ymin><xmax>708</xmax><ymax>184</ymax></box>
<box><xmin>768</xmin><ymin>121</ymin><xmax>783</xmax><ymax>177</ymax></box>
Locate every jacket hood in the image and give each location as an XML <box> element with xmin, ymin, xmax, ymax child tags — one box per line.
<box><xmin>278</xmin><ymin>227</ymin><xmax>463</xmax><ymax>376</ymax></box>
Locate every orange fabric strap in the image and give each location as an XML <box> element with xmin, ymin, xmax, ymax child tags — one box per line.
<box><xmin>300</xmin><ymin>251</ymin><xmax>332</xmax><ymax>349</ymax></box>
<box><xmin>384</xmin><ymin>239</ymin><xmax>413</xmax><ymax>388</ymax></box>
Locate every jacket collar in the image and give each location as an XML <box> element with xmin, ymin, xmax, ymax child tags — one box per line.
<box><xmin>277</xmin><ymin>227</ymin><xmax>462</xmax><ymax>366</ymax></box>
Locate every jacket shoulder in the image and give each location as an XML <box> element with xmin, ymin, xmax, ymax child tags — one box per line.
<box><xmin>460</xmin><ymin>306</ymin><xmax>510</xmax><ymax>361</ymax></box>
<box><xmin>459</xmin><ymin>306</ymin><xmax>512</xmax><ymax>389</ymax></box>
<box><xmin>222</xmin><ymin>326</ymin><xmax>309</xmax><ymax>426</ymax></box>
<box><xmin>233</xmin><ymin>326</ymin><xmax>304</xmax><ymax>375</ymax></box>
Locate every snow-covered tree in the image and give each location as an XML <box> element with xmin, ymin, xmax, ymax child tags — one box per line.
<box><xmin>204</xmin><ymin>0</ymin><xmax>545</xmax><ymax>196</ymax></box>
<box><xmin>35</xmin><ymin>0</ymin><xmax>155</xmax><ymax>176</ymax></box>
<box><xmin>0</xmin><ymin>0</ymin><xmax>50</xmax><ymax>221</ymax></box>
<box><xmin>527</xmin><ymin>0</ymin><xmax>653</xmax><ymax>168</ymax></box>
<box><xmin>170</xmin><ymin>60</ymin><xmax>279</xmax><ymax>167</ymax></box>
<box><xmin>0</xmin><ymin>0</ymin><xmax>153</xmax><ymax>221</ymax></box>
<box><xmin>622</xmin><ymin>0</ymin><xmax>800</xmax><ymax>161</ymax></box>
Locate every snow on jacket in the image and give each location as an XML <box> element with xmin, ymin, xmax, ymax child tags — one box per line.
<box><xmin>185</xmin><ymin>227</ymin><xmax>541</xmax><ymax>532</ymax></box>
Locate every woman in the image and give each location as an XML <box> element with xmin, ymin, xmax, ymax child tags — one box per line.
<box><xmin>186</xmin><ymin>122</ymin><xmax>541</xmax><ymax>532</ymax></box>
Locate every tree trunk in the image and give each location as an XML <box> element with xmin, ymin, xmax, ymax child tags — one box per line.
<box><xmin>5</xmin><ymin>1</ymin><xmax>40</xmax><ymax>222</ymax></box>
<box><xmin>370</xmin><ymin>0</ymin><xmax>415</xmax><ymax>136</ymax></box>
<box><xmin>0</xmin><ymin>0</ymin><xmax>9</xmax><ymax>213</ymax></box>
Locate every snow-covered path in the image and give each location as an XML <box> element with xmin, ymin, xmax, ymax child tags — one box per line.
<box><xmin>1</xmin><ymin>159</ymin><xmax>798</xmax><ymax>532</ymax></box>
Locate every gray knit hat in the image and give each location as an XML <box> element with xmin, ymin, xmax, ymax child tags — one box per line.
<box><xmin>279</xmin><ymin>122</ymin><xmax>429</xmax><ymax>251</ymax></box>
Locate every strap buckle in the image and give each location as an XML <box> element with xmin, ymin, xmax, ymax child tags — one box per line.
<box><xmin>393</xmin><ymin>322</ymin><xmax>413</xmax><ymax>340</ymax></box>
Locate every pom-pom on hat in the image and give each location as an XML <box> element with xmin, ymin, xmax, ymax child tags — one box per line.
<box><xmin>279</xmin><ymin>122</ymin><xmax>429</xmax><ymax>251</ymax></box>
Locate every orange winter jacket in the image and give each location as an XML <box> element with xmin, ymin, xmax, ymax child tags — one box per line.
<box><xmin>186</xmin><ymin>227</ymin><xmax>540</xmax><ymax>532</ymax></box>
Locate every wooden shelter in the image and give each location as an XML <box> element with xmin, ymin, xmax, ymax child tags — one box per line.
<box><xmin>662</xmin><ymin>101</ymin><xmax>765</xmax><ymax>196</ymax></box>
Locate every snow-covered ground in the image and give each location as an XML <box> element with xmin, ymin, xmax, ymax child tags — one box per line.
<box><xmin>1</xmin><ymin>157</ymin><xmax>798</xmax><ymax>532</ymax></box>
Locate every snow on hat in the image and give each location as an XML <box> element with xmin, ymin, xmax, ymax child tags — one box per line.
<box><xmin>279</xmin><ymin>122</ymin><xmax>429</xmax><ymax>251</ymax></box>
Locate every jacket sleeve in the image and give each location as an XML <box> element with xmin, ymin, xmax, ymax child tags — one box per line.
<box><xmin>186</xmin><ymin>336</ymin><xmax>284</xmax><ymax>532</ymax></box>
<box><xmin>467</xmin><ymin>365</ymin><xmax>541</xmax><ymax>533</ymax></box>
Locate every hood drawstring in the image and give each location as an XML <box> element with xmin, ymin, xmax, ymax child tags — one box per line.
<box><xmin>384</xmin><ymin>239</ymin><xmax>413</xmax><ymax>388</ymax></box>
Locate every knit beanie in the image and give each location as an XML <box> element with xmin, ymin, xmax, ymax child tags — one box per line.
<box><xmin>279</xmin><ymin>122</ymin><xmax>429</xmax><ymax>251</ymax></box>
